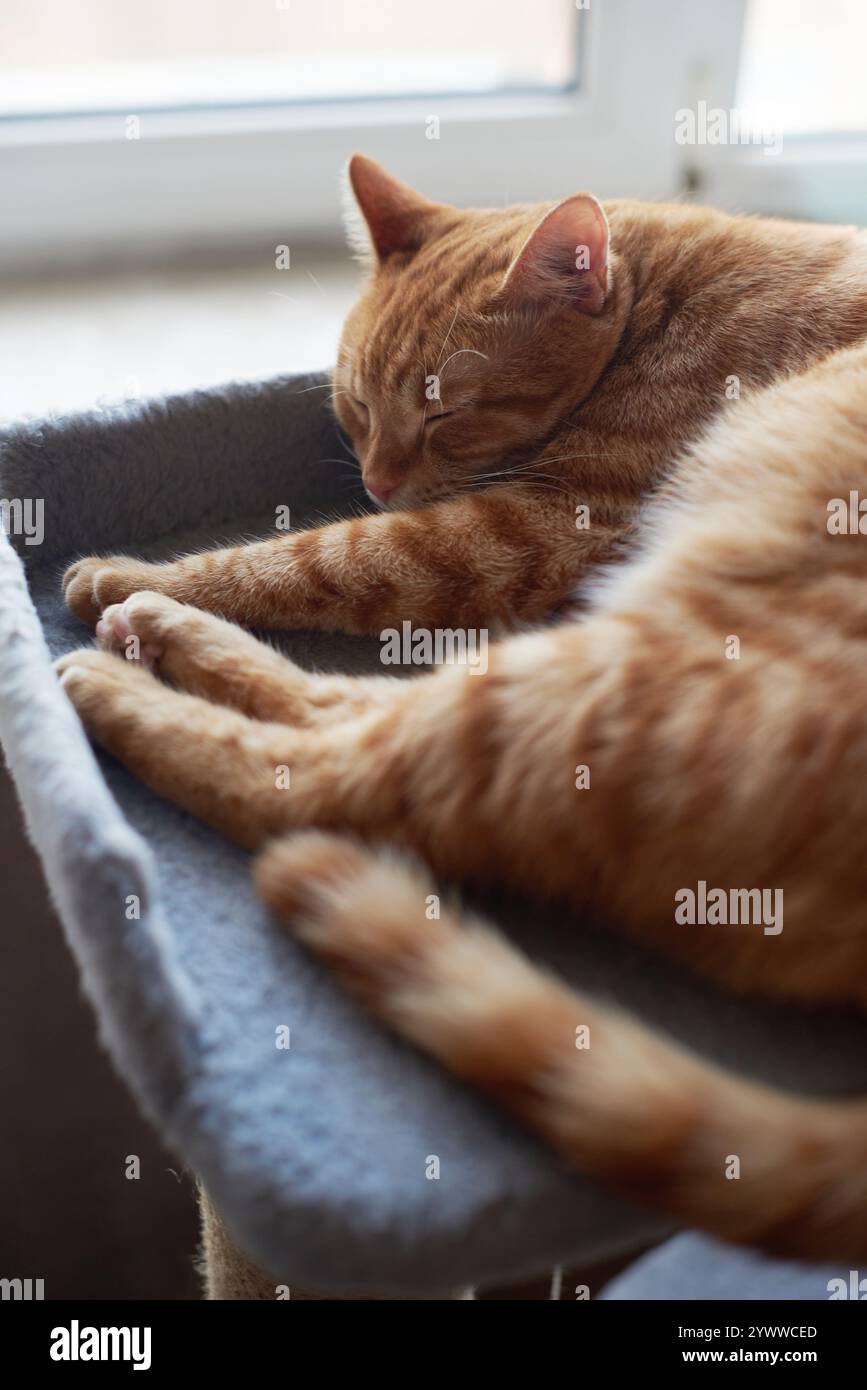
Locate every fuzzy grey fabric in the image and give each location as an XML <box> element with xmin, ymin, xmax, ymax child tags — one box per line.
<box><xmin>599</xmin><ymin>1233</ymin><xmax>840</xmax><ymax>1301</ymax></box>
<box><xmin>2</xmin><ymin>372</ymin><xmax>867</xmax><ymax>1296</ymax></box>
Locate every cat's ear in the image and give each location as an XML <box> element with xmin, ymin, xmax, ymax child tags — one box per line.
<box><xmin>502</xmin><ymin>194</ymin><xmax>610</xmax><ymax>315</ymax></box>
<box><xmin>343</xmin><ymin>154</ymin><xmax>438</xmax><ymax>264</ymax></box>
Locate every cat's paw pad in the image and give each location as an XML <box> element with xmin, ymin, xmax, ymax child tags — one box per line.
<box><xmin>63</xmin><ymin>556</ymin><xmax>159</xmax><ymax>626</ymax></box>
<box><xmin>95</xmin><ymin>593</ymin><xmax>173</xmax><ymax>670</ymax></box>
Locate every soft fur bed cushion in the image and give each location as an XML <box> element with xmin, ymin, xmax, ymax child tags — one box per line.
<box><xmin>599</xmin><ymin>1233</ymin><xmax>838</xmax><ymax>1301</ymax></box>
<box><xmin>2</xmin><ymin>373</ymin><xmax>866</xmax><ymax>1295</ymax></box>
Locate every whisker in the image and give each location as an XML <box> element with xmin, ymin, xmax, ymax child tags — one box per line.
<box><xmin>466</xmin><ymin>483</ymin><xmax>575</xmax><ymax>499</ymax></box>
<box><xmin>434</xmin><ymin>306</ymin><xmax>460</xmax><ymax>370</ymax></box>
<box><xmin>440</xmin><ymin>348</ymin><xmax>489</xmax><ymax>376</ymax></box>
<box><xmin>457</xmin><ymin>457</ymin><xmax>576</xmax><ymax>486</ymax></box>
<box><xmin>455</xmin><ymin>474</ymin><xmax>579</xmax><ymax>499</ymax></box>
<box><xmin>333</xmin><ymin>424</ymin><xmax>358</xmax><ymax>458</ymax></box>
<box><xmin>534</xmin><ymin>451</ymin><xmax>616</xmax><ymax>463</ymax></box>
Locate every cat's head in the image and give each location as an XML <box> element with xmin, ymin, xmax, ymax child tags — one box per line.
<box><xmin>333</xmin><ymin>154</ymin><xmax>621</xmax><ymax>510</ymax></box>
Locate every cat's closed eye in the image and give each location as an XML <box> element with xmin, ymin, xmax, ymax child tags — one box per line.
<box><xmin>424</xmin><ymin>407</ymin><xmax>460</xmax><ymax>429</ymax></box>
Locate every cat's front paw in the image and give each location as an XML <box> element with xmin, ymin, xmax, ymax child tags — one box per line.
<box><xmin>63</xmin><ymin>556</ymin><xmax>163</xmax><ymax>625</ymax></box>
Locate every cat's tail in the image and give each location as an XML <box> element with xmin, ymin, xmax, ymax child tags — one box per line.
<box><xmin>255</xmin><ymin>831</ymin><xmax>867</xmax><ymax>1264</ymax></box>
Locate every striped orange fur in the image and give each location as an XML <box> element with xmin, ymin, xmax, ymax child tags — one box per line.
<box><xmin>57</xmin><ymin>158</ymin><xmax>867</xmax><ymax>1261</ymax></box>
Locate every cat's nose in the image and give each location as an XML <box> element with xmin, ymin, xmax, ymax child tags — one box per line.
<box><xmin>366</xmin><ymin>481</ymin><xmax>396</xmax><ymax>503</ymax></box>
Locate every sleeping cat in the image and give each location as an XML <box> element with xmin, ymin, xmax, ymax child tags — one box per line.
<box><xmin>58</xmin><ymin>155</ymin><xmax>867</xmax><ymax>1262</ymax></box>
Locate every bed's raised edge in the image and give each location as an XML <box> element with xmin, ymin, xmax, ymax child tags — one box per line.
<box><xmin>0</xmin><ymin>528</ymin><xmax>202</xmax><ymax>1117</ymax></box>
<box><xmin>0</xmin><ymin>369</ymin><xmax>341</xmax><ymax>566</ymax></box>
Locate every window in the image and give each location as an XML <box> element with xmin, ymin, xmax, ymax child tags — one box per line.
<box><xmin>701</xmin><ymin>0</ymin><xmax>867</xmax><ymax>223</ymax></box>
<box><xmin>737</xmin><ymin>0</ymin><xmax>867</xmax><ymax>138</ymax></box>
<box><xmin>11</xmin><ymin>1</ymin><xmax>848</xmax><ymax>272</ymax></box>
<box><xmin>0</xmin><ymin>0</ymin><xmax>579</xmax><ymax>117</ymax></box>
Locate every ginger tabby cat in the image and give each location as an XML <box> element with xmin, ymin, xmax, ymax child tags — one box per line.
<box><xmin>58</xmin><ymin>155</ymin><xmax>867</xmax><ymax>1262</ymax></box>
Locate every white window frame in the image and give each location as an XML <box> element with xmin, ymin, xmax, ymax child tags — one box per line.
<box><xmin>682</xmin><ymin>1</ymin><xmax>867</xmax><ymax>225</ymax></box>
<box><xmin>702</xmin><ymin>136</ymin><xmax>867</xmax><ymax>226</ymax></box>
<box><xmin>0</xmin><ymin>0</ymin><xmax>766</xmax><ymax>273</ymax></box>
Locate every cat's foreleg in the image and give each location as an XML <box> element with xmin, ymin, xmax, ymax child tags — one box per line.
<box><xmin>62</xmin><ymin>486</ymin><xmax>623</xmax><ymax>635</ymax></box>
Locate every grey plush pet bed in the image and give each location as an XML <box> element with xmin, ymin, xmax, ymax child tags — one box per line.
<box><xmin>2</xmin><ymin>371</ymin><xmax>867</xmax><ymax>1297</ymax></box>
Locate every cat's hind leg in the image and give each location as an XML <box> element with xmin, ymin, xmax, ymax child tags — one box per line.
<box><xmin>94</xmin><ymin>591</ymin><xmax>403</xmax><ymax>727</ymax></box>
<box><xmin>256</xmin><ymin>830</ymin><xmax>867</xmax><ymax>1264</ymax></box>
<box><xmin>55</xmin><ymin>647</ymin><xmax>306</xmax><ymax>849</ymax></box>
<box><xmin>55</xmin><ymin>634</ymin><xmax>414</xmax><ymax>850</ymax></box>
